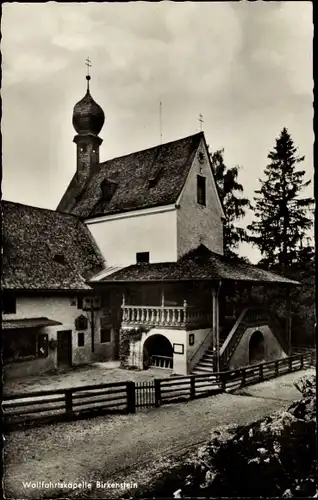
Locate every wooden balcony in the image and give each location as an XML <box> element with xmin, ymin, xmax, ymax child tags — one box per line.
<box><xmin>121</xmin><ymin>301</ymin><xmax>212</xmax><ymax>330</ymax></box>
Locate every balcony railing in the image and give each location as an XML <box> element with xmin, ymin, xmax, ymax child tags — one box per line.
<box><xmin>121</xmin><ymin>301</ymin><xmax>212</xmax><ymax>330</ymax></box>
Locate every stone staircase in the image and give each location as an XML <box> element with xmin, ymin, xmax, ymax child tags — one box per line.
<box><xmin>192</xmin><ymin>308</ymin><xmax>289</xmax><ymax>374</ymax></box>
<box><xmin>192</xmin><ymin>344</ymin><xmax>216</xmax><ymax>374</ymax></box>
<box><xmin>192</xmin><ymin>324</ymin><xmax>233</xmax><ymax>374</ymax></box>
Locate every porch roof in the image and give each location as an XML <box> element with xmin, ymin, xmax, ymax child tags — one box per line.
<box><xmin>90</xmin><ymin>245</ymin><xmax>299</xmax><ymax>286</ymax></box>
<box><xmin>2</xmin><ymin>317</ymin><xmax>63</xmax><ymax>330</ymax></box>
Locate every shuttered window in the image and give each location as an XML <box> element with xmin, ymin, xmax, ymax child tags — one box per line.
<box><xmin>197</xmin><ymin>175</ymin><xmax>206</xmax><ymax>206</ymax></box>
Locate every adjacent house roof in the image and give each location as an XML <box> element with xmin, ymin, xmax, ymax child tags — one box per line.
<box><xmin>91</xmin><ymin>245</ymin><xmax>299</xmax><ymax>286</ymax></box>
<box><xmin>3</xmin><ymin>318</ymin><xmax>63</xmax><ymax>330</ymax></box>
<box><xmin>2</xmin><ymin>201</ymin><xmax>105</xmax><ymax>290</ymax></box>
<box><xmin>57</xmin><ymin>132</ymin><xmax>205</xmax><ymax>218</ymax></box>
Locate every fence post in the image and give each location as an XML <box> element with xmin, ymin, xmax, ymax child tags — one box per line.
<box><xmin>300</xmin><ymin>354</ymin><xmax>304</xmax><ymax>370</ymax></box>
<box><xmin>259</xmin><ymin>364</ymin><xmax>264</xmax><ymax>382</ymax></box>
<box><xmin>126</xmin><ymin>381</ymin><xmax>136</xmax><ymax>413</ymax></box>
<box><xmin>154</xmin><ymin>379</ymin><xmax>161</xmax><ymax>408</ymax></box>
<box><xmin>275</xmin><ymin>360</ymin><xmax>279</xmax><ymax>377</ymax></box>
<box><xmin>190</xmin><ymin>377</ymin><xmax>196</xmax><ymax>399</ymax></box>
<box><xmin>288</xmin><ymin>356</ymin><xmax>293</xmax><ymax>372</ymax></box>
<box><xmin>241</xmin><ymin>368</ymin><xmax>246</xmax><ymax>387</ymax></box>
<box><xmin>219</xmin><ymin>372</ymin><xmax>226</xmax><ymax>392</ymax></box>
<box><xmin>65</xmin><ymin>389</ymin><xmax>73</xmax><ymax>419</ymax></box>
<box><xmin>310</xmin><ymin>351</ymin><xmax>315</xmax><ymax>366</ymax></box>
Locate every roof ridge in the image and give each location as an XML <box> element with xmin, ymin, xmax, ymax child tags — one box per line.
<box><xmin>99</xmin><ymin>131</ymin><xmax>204</xmax><ymax>166</ymax></box>
<box><xmin>2</xmin><ymin>200</ymin><xmax>82</xmax><ymax>220</ymax></box>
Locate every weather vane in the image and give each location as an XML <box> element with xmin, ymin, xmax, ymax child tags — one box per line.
<box><xmin>198</xmin><ymin>113</ymin><xmax>204</xmax><ymax>131</ymax></box>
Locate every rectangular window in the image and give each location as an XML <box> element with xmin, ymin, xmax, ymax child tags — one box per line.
<box><xmin>197</xmin><ymin>175</ymin><xmax>206</xmax><ymax>206</ymax></box>
<box><xmin>136</xmin><ymin>252</ymin><xmax>150</xmax><ymax>264</ymax></box>
<box><xmin>78</xmin><ymin>331</ymin><xmax>85</xmax><ymax>347</ymax></box>
<box><xmin>3</xmin><ymin>330</ymin><xmax>48</xmax><ymax>363</ymax></box>
<box><xmin>100</xmin><ymin>328</ymin><xmax>111</xmax><ymax>343</ymax></box>
<box><xmin>2</xmin><ymin>291</ymin><xmax>16</xmax><ymax>314</ymax></box>
<box><xmin>77</xmin><ymin>296</ymin><xmax>83</xmax><ymax>310</ymax></box>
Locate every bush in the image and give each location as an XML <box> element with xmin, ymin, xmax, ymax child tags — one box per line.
<box><xmin>137</xmin><ymin>374</ymin><xmax>317</xmax><ymax>498</ymax></box>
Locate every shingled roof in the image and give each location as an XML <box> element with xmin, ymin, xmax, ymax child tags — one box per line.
<box><xmin>91</xmin><ymin>245</ymin><xmax>299</xmax><ymax>286</ymax></box>
<box><xmin>57</xmin><ymin>132</ymin><xmax>204</xmax><ymax>218</ymax></box>
<box><xmin>2</xmin><ymin>201</ymin><xmax>105</xmax><ymax>290</ymax></box>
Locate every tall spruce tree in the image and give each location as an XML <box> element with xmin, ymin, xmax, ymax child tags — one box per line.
<box><xmin>210</xmin><ymin>149</ymin><xmax>250</xmax><ymax>258</ymax></box>
<box><xmin>248</xmin><ymin>128</ymin><xmax>314</xmax><ymax>270</ymax></box>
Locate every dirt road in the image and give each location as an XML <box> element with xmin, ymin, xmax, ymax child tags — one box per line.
<box><xmin>4</xmin><ymin>368</ymin><xmax>314</xmax><ymax>499</ymax></box>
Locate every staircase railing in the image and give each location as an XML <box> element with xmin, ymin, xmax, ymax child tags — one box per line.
<box><xmin>219</xmin><ymin>306</ymin><xmax>291</xmax><ymax>370</ymax></box>
<box><xmin>219</xmin><ymin>308</ymin><xmax>248</xmax><ymax>370</ymax></box>
<box><xmin>268</xmin><ymin>313</ymin><xmax>290</xmax><ymax>355</ymax></box>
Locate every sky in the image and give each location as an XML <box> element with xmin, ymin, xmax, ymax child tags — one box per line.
<box><xmin>1</xmin><ymin>1</ymin><xmax>314</xmax><ymax>263</ymax></box>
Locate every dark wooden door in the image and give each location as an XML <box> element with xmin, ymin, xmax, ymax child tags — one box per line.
<box><xmin>57</xmin><ymin>330</ymin><xmax>72</xmax><ymax>367</ymax></box>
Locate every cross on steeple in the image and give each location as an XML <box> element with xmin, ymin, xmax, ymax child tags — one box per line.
<box><xmin>198</xmin><ymin>113</ymin><xmax>204</xmax><ymax>131</ymax></box>
<box><xmin>85</xmin><ymin>57</ymin><xmax>92</xmax><ymax>77</ymax></box>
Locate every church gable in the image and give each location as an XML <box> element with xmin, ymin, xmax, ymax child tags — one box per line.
<box><xmin>176</xmin><ymin>137</ymin><xmax>225</xmax><ymax>257</ymax></box>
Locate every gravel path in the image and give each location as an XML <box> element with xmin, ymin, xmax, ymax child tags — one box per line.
<box><xmin>4</xmin><ymin>368</ymin><xmax>314</xmax><ymax>499</ymax></box>
<box><xmin>4</xmin><ymin>363</ymin><xmax>172</xmax><ymax>395</ymax></box>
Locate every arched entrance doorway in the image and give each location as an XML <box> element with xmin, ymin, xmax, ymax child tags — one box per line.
<box><xmin>143</xmin><ymin>334</ymin><xmax>173</xmax><ymax>369</ymax></box>
<box><xmin>249</xmin><ymin>330</ymin><xmax>265</xmax><ymax>364</ymax></box>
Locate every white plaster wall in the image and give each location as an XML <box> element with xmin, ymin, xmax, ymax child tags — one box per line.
<box><xmin>177</xmin><ymin>139</ymin><xmax>224</xmax><ymax>258</ymax></box>
<box><xmin>126</xmin><ymin>327</ymin><xmax>212</xmax><ymax>375</ymax></box>
<box><xmin>86</xmin><ymin>208</ymin><xmax>178</xmax><ymax>267</ymax></box>
<box><xmin>4</xmin><ymin>324</ymin><xmax>57</xmax><ymax>379</ymax></box>
<box><xmin>126</xmin><ymin>328</ymin><xmax>188</xmax><ymax>375</ymax></box>
<box><xmin>3</xmin><ymin>295</ymin><xmax>113</xmax><ymax>378</ymax></box>
<box><xmin>228</xmin><ymin>324</ymin><xmax>288</xmax><ymax>370</ymax></box>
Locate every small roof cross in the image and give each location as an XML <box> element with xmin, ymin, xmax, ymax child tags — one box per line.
<box><xmin>85</xmin><ymin>57</ymin><xmax>92</xmax><ymax>77</ymax></box>
<box><xmin>198</xmin><ymin>113</ymin><xmax>204</xmax><ymax>131</ymax></box>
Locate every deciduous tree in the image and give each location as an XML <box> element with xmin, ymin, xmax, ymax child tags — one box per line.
<box><xmin>211</xmin><ymin>149</ymin><xmax>250</xmax><ymax>258</ymax></box>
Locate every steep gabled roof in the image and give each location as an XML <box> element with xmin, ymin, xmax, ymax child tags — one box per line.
<box><xmin>91</xmin><ymin>245</ymin><xmax>299</xmax><ymax>285</ymax></box>
<box><xmin>2</xmin><ymin>201</ymin><xmax>105</xmax><ymax>290</ymax></box>
<box><xmin>57</xmin><ymin>132</ymin><xmax>204</xmax><ymax>218</ymax></box>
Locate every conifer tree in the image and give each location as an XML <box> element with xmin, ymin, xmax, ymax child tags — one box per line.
<box><xmin>248</xmin><ymin>128</ymin><xmax>314</xmax><ymax>270</ymax></box>
<box><xmin>211</xmin><ymin>149</ymin><xmax>250</xmax><ymax>258</ymax></box>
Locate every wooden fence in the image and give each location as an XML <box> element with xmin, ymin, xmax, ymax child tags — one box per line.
<box><xmin>3</xmin><ymin>351</ymin><xmax>315</xmax><ymax>431</ymax></box>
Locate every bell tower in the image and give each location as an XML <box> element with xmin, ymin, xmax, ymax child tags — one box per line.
<box><xmin>72</xmin><ymin>58</ymin><xmax>105</xmax><ymax>185</ymax></box>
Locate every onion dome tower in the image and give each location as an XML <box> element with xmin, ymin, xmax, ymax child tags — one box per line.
<box><xmin>72</xmin><ymin>59</ymin><xmax>105</xmax><ymax>184</ymax></box>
